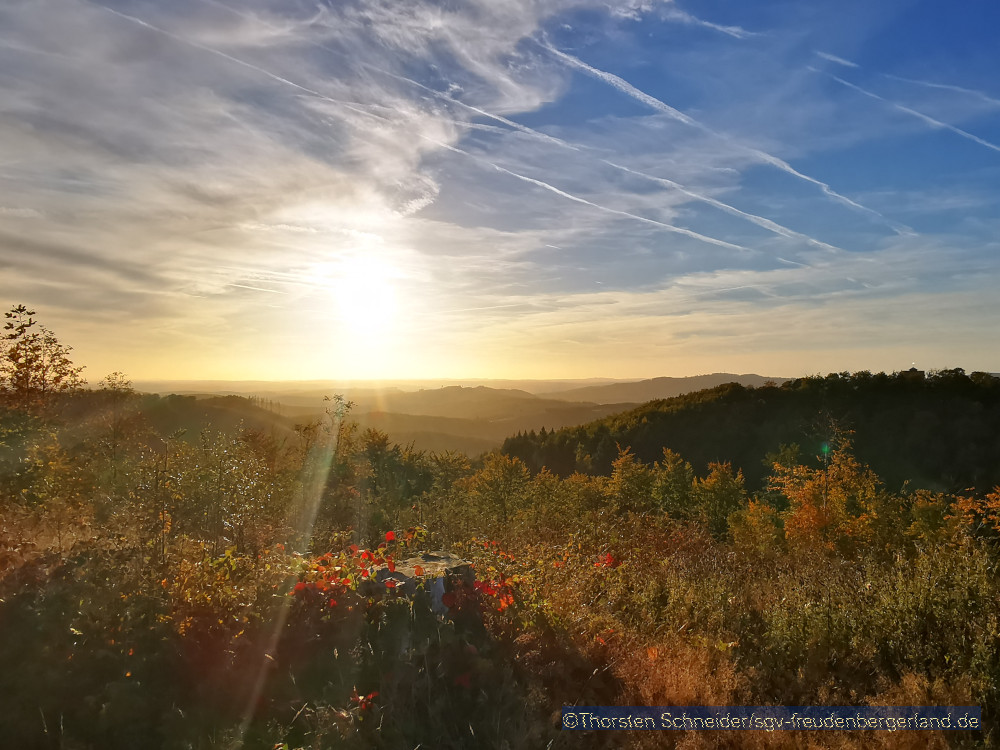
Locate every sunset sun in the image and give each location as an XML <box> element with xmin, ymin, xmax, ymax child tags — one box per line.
<box><xmin>328</xmin><ymin>254</ymin><xmax>400</xmax><ymax>337</ymax></box>
<box><xmin>2</xmin><ymin>0</ymin><xmax>999</xmax><ymax>744</ymax></box>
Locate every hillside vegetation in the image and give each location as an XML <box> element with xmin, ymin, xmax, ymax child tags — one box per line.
<box><xmin>133</xmin><ymin>385</ymin><xmax>637</xmax><ymax>456</ymax></box>
<box><xmin>541</xmin><ymin>373</ymin><xmax>788</xmax><ymax>404</ymax></box>
<box><xmin>503</xmin><ymin>369</ymin><xmax>1000</xmax><ymax>494</ymax></box>
<box><xmin>2</xmin><ymin>308</ymin><xmax>998</xmax><ymax>748</ymax></box>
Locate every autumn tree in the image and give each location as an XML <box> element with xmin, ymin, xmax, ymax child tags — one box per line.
<box><xmin>607</xmin><ymin>446</ymin><xmax>655</xmax><ymax>514</ymax></box>
<box><xmin>0</xmin><ymin>304</ymin><xmax>85</xmax><ymax>411</ymax></box>
<box><xmin>769</xmin><ymin>437</ymin><xmax>883</xmax><ymax>554</ymax></box>
<box><xmin>465</xmin><ymin>452</ymin><xmax>530</xmax><ymax>528</ymax></box>
<box><xmin>652</xmin><ymin>448</ymin><xmax>695</xmax><ymax>518</ymax></box>
<box><xmin>96</xmin><ymin>372</ymin><xmax>140</xmax><ymax>481</ymax></box>
<box><xmin>692</xmin><ymin>461</ymin><xmax>747</xmax><ymax>537</ymax></box>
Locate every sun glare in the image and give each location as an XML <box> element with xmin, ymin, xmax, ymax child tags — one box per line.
<box><xmin>328</xmin><ymin>254</ymin><xmax>399</xmax><ymax>336</ymax></box>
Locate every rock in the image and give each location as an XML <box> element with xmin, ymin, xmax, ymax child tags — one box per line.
<box><xmin>362</xmin><ymin>551</ymin><xmax>473</xmax><ymax>615</ymax></box>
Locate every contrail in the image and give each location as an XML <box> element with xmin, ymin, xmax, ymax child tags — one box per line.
<box><xmin>78</xmin><ymin>0</ymin><xmax>381</xmax><ymax>125</ymax></box>
<box><xmin>883</xmin><ymin>74</ymin><xmax>1000</xmax><ymax>108</ymax></box>
<box><xmin>193</xmin><ymin>0</ymin><xmax>845</xmax><ymax>251</ymax></box>
<box><xmin>227</xmin><ymin>283</ymin><xmax>288</xmax><ymax>294</ymax></box>
<box><xmin>823</xmin><ymin>71</ymin><xmax>1000</xmax><ymax>155</ymax></box>
<box><xmin>543</xmin><ymin>42</ymin><xmax>699</xmax><ymax>126</ymax></box>
<box><xmin>492</xmin><ymin>162</ymin><xmax>749</xmax><ymax>251</ymax></box>
<box><xmin>811</xmin><ymin>51</ymin><xmax>1000</xmax><ymax>111</ymax></box>
<box><xmin>542</xmin><ymin>41</ymin><xmax>911</xmax><ymax>233</ymax></box>
<box><xmin>814</xmin><ymin>51</ymin><xmax>859</xmax><ymax>69</ymax></box>
<box><xmin>431</xmin><ymin>139</ymin><xmax>748</xmax><ymax>250</ymax></box>
<box><xmin>197</xmin><ymin>0</ymin><xmax>579</xmax><ymax>151</ymax></box>
<box><xmin>81</xmin><ymin>0</ymin><xmax>751</xmax><ymax>253</ymax></box>
<box><xmin>604</xmin><ymin>160</ymin><xmax>841</xmax><ymax>253</ymax></box>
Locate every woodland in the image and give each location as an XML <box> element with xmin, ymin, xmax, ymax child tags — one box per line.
<box><xmin>1</xmin><ymin>304</ymin><xmax>997</xmax><ymax>749</ymax></box>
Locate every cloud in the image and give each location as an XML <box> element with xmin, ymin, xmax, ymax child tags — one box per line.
<box><xmin>661</xmin><ymin>6</ymin><xmax>755</xmax><ymax>39</ymax></box>
<box><xmin>603</xmin><ymin>160</ymin><xmax>841</xmax><ymax>252</ymax></box>
<box><xmin>540</xmin><ymin>41</ymin><xmax>908</xmax><ymax>233</ymax></box>
<box><xmin>882</xmin><ymin>73</ymin><xmax>1000</xmax><ymax>108</ymax></box>
<box><xmin>815</xmin><ymin>50</ymin><xmax>859</xmax><ymax>69</ymax></box>
<box><xmin>820</xmin><ymin>70</ymin><xmax>1000</xmax><ymax>155</ymax></box>
<box><xmin>2</xmin><ymin>0</ymin><xmax>998</xmax><ymax>378</ymax></box>
<box><xmin>0</xmin><ymin>206</ymin><xmax>42</xmax><ymax>218</ymax></box>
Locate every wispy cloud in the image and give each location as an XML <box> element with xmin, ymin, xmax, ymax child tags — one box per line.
<box><xmin>882</xmin><ymin>73</ymin><xmax>1000</xmax><ymax>108</ymax></box>
<box><xmin>432</xmin><ymin>138</ymin><xmax>748</xmax><ymax>250</ymax></box>
<box><xmin>541</xmin><ymin>41</ymin><xmax>909</xmax><ymax>234</ymax></box>
<box><xmin>2</xmin><ymin>0</ymin><xmax>997</xmax><ymax>378</ymax></box>
<box><xmin>603</xmin><ymin>160</ymin><xmax>841</xmax><ymax>252</ymax></box>
<box><xmin>820</xmin><ymin>70</ymin><xmax>1000</xmax><ymax>155</ymax></box>
<box><xmin>0</xmin><ymin>206</ymin><xmax>43</xmax><ymax>219</ymax></box>
<box><xmin>815</xmin><ymin>50</ymin><xmax>859</xmax><ymax>69</ymax></box>
<box><xmin>660</xmin><ymin>5</ymin><xmax>756</xmax><ymax>39</ymax></box>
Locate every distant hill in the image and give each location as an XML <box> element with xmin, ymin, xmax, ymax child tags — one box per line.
<box><xmin>503</xmin><ymin>369</ymin><xmax>1000</xmax><ymax>494</ymax></box>
<box><xmin>544</xmin><ymin>373</ymin><xmax>788</xmax><ymax>404</ymax></box>
<box><xmin>138</xmin><ymin>394</ymin><xmax>300</xmax><ymax>441</ymax></box>
<box><xmin>355</xmin><ymin>400</ymin><xmax>634</xmax><ymax>441</ymax></box>
<box><xmin>127</xmin><ymin>387</ymin><xmax>637</xmax><ymax>457</ymax></box>
<box><xmin>131</xmin><ymin>377</ymin><xmax>629</xmax><ymax>399</ymax></box>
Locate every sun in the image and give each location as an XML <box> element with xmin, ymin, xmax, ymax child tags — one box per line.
<box><xmin>328</xmin><ymin>254</ymin><xmax>399</xmax><ymax>337</ymax></box>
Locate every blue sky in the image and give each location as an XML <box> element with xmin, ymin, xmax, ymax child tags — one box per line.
<box><xmin>1</xmin><ymin>0</ymin><xmax>998</xmax><ymax>380</ymax></box>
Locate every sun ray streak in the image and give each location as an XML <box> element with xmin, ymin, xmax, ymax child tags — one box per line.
<box><xmin>235</xmin><ymin>402</ymin><xmax>348</xmax><ymax>749</ymax></box>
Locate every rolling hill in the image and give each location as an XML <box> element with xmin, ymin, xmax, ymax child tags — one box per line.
<box><xmin>502</xmin><ymin>369</ymin><xmax>1000</xmax><ymax>494</ymax></box>
<box><xmin>543</xmin><ymin>373</ymin><xmax>788</xmax><ymax>404</ymax></box>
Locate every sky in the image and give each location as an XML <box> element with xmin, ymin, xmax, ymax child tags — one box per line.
<box><xmin>1</xmin><ymin>0</ymin><xmax>999</xmax><ymax>381</ymax></box>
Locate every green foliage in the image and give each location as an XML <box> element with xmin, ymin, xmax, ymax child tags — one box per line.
<box><xmin>1</xmin><ymin>304</ymin><xmax>85</xmax><ymax>412</ymax></box>
<box><xmin>607</xmin><ymin>446</ymin><xmax>656</xmax><ymax>514</ymax></box>
<box><xmin>6</xmin><ymin>362</ymin><xmax>1000</xmax><ymax>749</ymax></box>
<box><xmin>693</xmin><ymin>461</ymin><xmax>747</xmax><ymax>537</ymax></box>
<box><xmin>503</xmin><ymin>368</ymin><xmax>1000</xmax><ymax>494</ymax></box>
<box><xmin>652</xmin><ymin>447</ymin><xmax>695</xmax><ymax>516</ymax></box>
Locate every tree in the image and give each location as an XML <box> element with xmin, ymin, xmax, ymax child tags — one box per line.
<box><xmin>97</xmin><ymin>372</ymin><xmax>138</xmax><ymax>480</ymax></box>
<box><xmin>653</xmin><ymin>448</ymin><xmax>694</xmax><ymax>517</ymax></box>
<box><xmin>607</xmin><ymin>446</ymin><xmax>655</xmax><ymax>514</ymax></box>
<box><xmin>692</xmin><ymin>461</ymin><xmax>747</xmax><ymax>538</ymax></box>
<box><xmin>0</xmin><ymin>305</ymin><xmax>85</xmax><ymax>411</ymax></box>
<box><xmin>467</xmin><ymin>453</ymin><xmax>530</xmax><ymax>527</ymax></box>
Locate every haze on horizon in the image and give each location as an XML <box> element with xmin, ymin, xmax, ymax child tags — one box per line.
<box><xmin>2</xmin><ymin>0</ymin><xmax>998</xmax><ymax>382</ymax></box>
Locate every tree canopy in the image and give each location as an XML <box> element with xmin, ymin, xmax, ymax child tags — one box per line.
<box><xmin>0</xmin><ymin>304</ymin><xmax>85</xmax><ymax>411</ymax></box>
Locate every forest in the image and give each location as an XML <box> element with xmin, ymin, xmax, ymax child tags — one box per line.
<box><xmin>2</xmin><ymin>304</ymin><xmax>998</xmax><ymax>748</ymax></box>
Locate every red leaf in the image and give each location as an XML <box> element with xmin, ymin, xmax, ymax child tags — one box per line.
<box><xmin>413</xmin><ymin>565</ymin><xmax>424</xmax><ymax>576</ymax></box>
<box><xmin>328</xmin><ymin>598</ymin><xmax>338</xmax><ymax>607</ymax></box>
<box><xmin>453</xmin><ymin>672</ymin><xmax>472</xmax><ymax>689</ymax></box>
<box><xmin>385</xmin><ymin>580</ymin><xmax>397</xmax><ymax>588</ymax></box>
<box><xmin>596</xmin><ymin>552</ymin><xmax>617</xmax><ymax>568</ymax></box>
<box><xmin>385</xmin><ymin>530</ymin><xmax>396</xmax><ymax>542</ymax></box>
<box><xmin>387</xmin><ymin>560</ymin><xmax>396</xmax><ymax>572</ymax></box>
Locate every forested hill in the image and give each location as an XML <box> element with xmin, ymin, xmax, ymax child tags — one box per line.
<box><xmin>502</xmin><ymin>369</ymin><xmax>1000</xmax><ymax>494</ymax></box>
